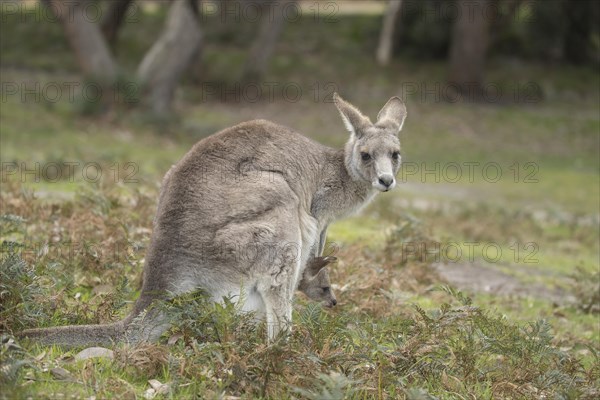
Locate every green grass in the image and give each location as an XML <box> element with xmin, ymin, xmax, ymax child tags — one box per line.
<box><xmin>1</xmin><ymin>3</ymin><xmax>599</xmax><ymax>399</ymax></box>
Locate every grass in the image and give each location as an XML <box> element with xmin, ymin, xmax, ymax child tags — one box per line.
<box><xmin>1</xmin><ymin>3</ymin><xmax>599</xmax><ymax>399</ymax></box>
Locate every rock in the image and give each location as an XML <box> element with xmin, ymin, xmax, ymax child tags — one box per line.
<box><xmin>50</xmin><ymin>367</ymin><xmax>71</xmax><ymax>380</ymax></box>
<box><xmin>75</xmin><ymin>347</ymin><xmax>114</xmax><ymax>361</ymax></box>
<box><xmin>148</xmin><ymin>379</ymin><xmax>170</xmax><ymax>395</ymax></box>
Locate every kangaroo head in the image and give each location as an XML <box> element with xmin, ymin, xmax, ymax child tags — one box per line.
<box><xmin>334</xmin><ymin>93</ymin><xmax>407</xmax><ymax>192</ymax></box>
<box><xmin>299</xmin><ymin>256</ymin><xmax>337</xmax><ymax>307</ymax></box>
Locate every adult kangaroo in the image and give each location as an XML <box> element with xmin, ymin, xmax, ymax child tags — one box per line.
<box><xmin>20</xmin><ymin>93</ymin><xmax>407</xmax><ymax>346</ymax></box>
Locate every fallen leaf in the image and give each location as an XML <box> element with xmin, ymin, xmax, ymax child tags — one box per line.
<box><xmin>167</xmin><ymin>334</ymin><xmax>183</xmax><ymax>346</ymax></box>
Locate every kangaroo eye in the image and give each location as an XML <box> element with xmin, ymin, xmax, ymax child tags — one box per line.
<box><xmin>360</xmin><ymin>152</ymin><xmax>371</xmax><ymax>161</ymax></box>
<box><xmin>392</xmin><ymin>151</ymin><xmax>400</xmax><ymax>161</ymax></box>
<box><xmin>322</xmin><ymin>287</ymin><xmax>330</xmax><ymax>293</ymax></box>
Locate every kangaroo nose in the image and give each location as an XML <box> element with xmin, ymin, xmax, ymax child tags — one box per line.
<box><xmin>378</xmin><ymin>175</ymin><xmax>394</xmax><ymax>188</ymax></box>
<box><xmin>331</xmin><ymin>299</ymin><xmax>337</xmax><ymax>306</ymax></box>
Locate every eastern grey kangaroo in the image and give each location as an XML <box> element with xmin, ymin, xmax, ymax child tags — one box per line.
<box><xmin>19</xmin><ymin>93</ymin><xmax>407</xmax><ymax>346</ymax></box>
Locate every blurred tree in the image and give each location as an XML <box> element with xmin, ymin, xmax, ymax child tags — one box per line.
<box><xmin>448</xmin><ymin>0</ymin><xmax>491</xmax><ymax>100</ymax></box>
<box><xmin>137</xmin><ymin>0</ymin><xmax>203</xmax><ymax>115</ymax></box>
<box><xmin>101</xmin><ymin>0</ymin><xmax>134</xmax><ymax>47</ymax></box>
<box><xmin>242</xmin><ymin>0</ymin><xmax>297</xmax><ymax>82</ymax></box>
<box><xmin>525</xmin><ymin>0</ymin><xmax>568</xmax><ymax>62</ymax></box>
<box><xmin>391</xmin><ymin>0</ymin><xmax>453</xmax><ymax>61</ymax></box>
<box><xmin>376</xmin><ymin>0</ymin><xmax>403</xmax><ymax>66</ymax></box>
<box><xmin>564</xmin><ymin>0</ymin><xmax>595</xmax><ymax>64</ymax></box>
<box><xmin>46</xmin><ymin>0</ymin><xmax>118</xmax><ymax>84</ymax></box>
<box><xmin>495</xmin><ymin>0</ymin><xmax>598</xmax><ymax>64</ymax></box>
<box><xmin>42</xmin><ymin>0</ymin><xmax>203</xmax><ymax>115</ymax></box>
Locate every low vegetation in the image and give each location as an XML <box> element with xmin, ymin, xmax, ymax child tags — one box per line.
<box><xmin>1</xmin><ymin>175</ymin><xmax>598</xmax><ymax>398</ymax></box>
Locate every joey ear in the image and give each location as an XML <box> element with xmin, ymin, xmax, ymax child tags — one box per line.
<box><xmin>333</xmin><ymin>92</ymin><xmax>372</xmax><ymax>137</ymax></box>
<box><xmin>315</xmin><ymin>267</ymin><xmax>329</xmax><ymax>279</ymax></box>
<box><xmin>322</xmin><ymin>256</ymin><xmax>337</xmax><ymax>264</ymax></box>
<box><xmin>376</xmin><ymin>96</ymin><xmax>407</xmax><ymax>133</ymax></box>
<box><xmin>309</xmin><ymin>258</ymin><xmax>327</xmax><ymax>274</ymax></box>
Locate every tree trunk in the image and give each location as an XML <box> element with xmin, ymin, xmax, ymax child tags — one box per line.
<box><xmin>242</xmin><ymin>0</ymin><xmax>296</xmax><ymax>82</ymax></box>
<box><xmin>448</xmin><ymin>0</ymin><xmax>491</xmax><ymax>99</ymax></box>
<box><xmin>101</xmin><ymin>0</ymin><xmax>134</xmax><ymax>46</ymax></box>
<box><xmin>376</xmin><ymin>0</ymin><xmax>403</xmax><ymax>66</ymax></box>
<box><xmin>564</xmin><ymin>0</ymin><xmax>593</xmax><ymax>64</ymax></box>
<box><xmin>48</xmin><ymin>0</ymin><xmax>118</xmax><ymax>84</ymax></box>
<box><xmin>137</xmin><ymin>0</ymin><xmax>203</xmax><ymax>115</ymax></box>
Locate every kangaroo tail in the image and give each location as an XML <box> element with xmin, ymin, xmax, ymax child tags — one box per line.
<box><xmin>17</xmin><ymin>294</ymin><xmax>170</xmax><ymax>348</ymax></box>
<box><xmin>18</xmin><ymin>320</ymin><xmax>127</xmax><ymax>348</ymax></box>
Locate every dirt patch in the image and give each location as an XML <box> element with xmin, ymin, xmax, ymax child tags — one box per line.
<box><xmin>433</xmin><ymin>262</ymin><xmax>575</xmax><ymax>304</ymax></box>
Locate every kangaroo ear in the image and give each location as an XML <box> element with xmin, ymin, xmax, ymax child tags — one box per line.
<box><xmin>322</xmin><ymin>256</ymin><xmax>337</xmax><ymax>264</ymax></box>
<box><xmin>377</xmin><ymin>96</ymin><xmax>407</xmax><ymax>133</ymax></box>
<box><xmin>315</xmin><ymin>267</ymin><xmax>329</xmax><ymax>280</ymax></box>
<box><xmin>309</xmin><ymin>258</ymin><xmax>327</xmax><ymax>274</ymax></box>
<box><xmin>333</xmin><ymin>92</ymin><xmax>372</xmax><ymax>137</ymax></box>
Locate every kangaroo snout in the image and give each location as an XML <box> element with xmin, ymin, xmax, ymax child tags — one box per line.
<box><xmin>324</xmin><ymin>297</ymin><xmax>337</xmax><ymax>308</ymax></box>
<box><xmin>378</xmin><ymin>175</ymin><xmax>394</xmax><ymax>187</ymax></box>
<box><xmin>375</xmin><ymin>174</ymin><xmax>395</xmax><ymax>191</ymax></box>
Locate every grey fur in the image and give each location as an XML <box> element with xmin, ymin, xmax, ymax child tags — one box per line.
<box><xmin>298</xmin><ymin>256</ymin><xmax>337</xmax><ymax>308</ymax></box>
<box><xmin>19</xmin><ymin>93</ymin><xmax>407</xmax><ymax>346</ymax></box>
